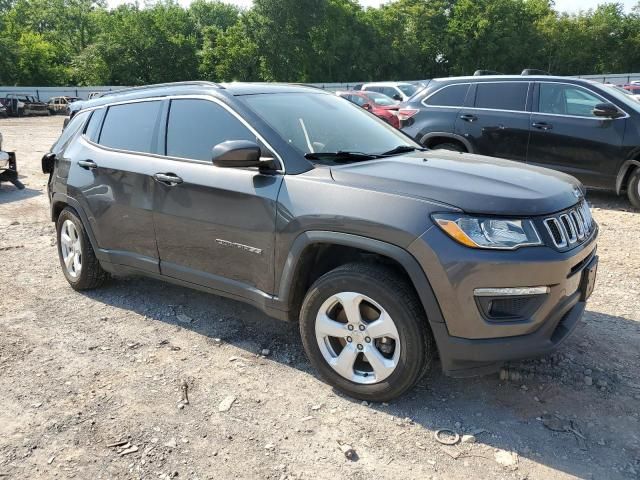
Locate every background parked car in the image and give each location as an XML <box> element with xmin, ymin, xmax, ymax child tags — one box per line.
<box><xmin>336</xmin><ymin>90</ymin><xmax>400</xmax><ymax>128</ymax></box>
<box><xmin>361</xmin><ymin>82</ymin><xmax>420</xmax><ymax>102</ymax></box>
<box><xmin>399</xmin><ymin>74</ymin><xmax>640</xmax><ymax>207</ymax></box>
<box><xmin>0</xmin><ymin>103</ymin><xmax>7</xmax><ymax>118</ymax></box>
<box><xmin>47</xmin><ymin>96</ymin><xmax>81</xmax><ymax>115</ymax></box>
<box><xmin>0</xmin><ymin>93</ymin><xmax>49</xmax><ymax>117</ymax></box>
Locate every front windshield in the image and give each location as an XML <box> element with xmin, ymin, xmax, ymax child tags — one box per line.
<box><xmin>365</xmin><ymin>91</ymin><xmax>397</xmax><ymax>106</ymax></box>
<box><xmin>241</xmin><ymin>92</ymin><xmax>418</xmax><ymax>157</ymax></box>
<box><xmin>398</xmin><ymin>84</ymin><xmax>418</xmax><ymax>97</ymax></box>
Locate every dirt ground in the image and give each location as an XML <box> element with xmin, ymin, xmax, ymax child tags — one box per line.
<box><xmin>0</xmin><ymin>115</ymin><xmax>639</xmax><ymax>480</ymax></box>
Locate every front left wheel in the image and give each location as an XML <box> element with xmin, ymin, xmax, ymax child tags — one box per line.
<box><xmin>56</xmin><ymin>207</ymin><xmax>109</xmax><ymax>290</ymax></box>
<box><xmin>299</xmin><ymin>262</ymin><xmax>435</xmax><ymax>401</ymax></box>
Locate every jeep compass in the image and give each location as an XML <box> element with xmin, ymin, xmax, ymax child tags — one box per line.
<box><xmin>43</xmin><ymin>82</ymin><xmax>598</xmax><ymax>401</ymax></box>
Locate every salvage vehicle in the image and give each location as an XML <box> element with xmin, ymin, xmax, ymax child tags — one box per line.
<box><xmin>336</xmin><ymin>90</ymin><xmax>400</xmax><ymax>128</ymax></box>
<box><xmin>0</xmin><ymin>104</ymin><xmax>7</xmax><ymax>118</ymax></box>
<box><xmin>0</xmin><ymin>132</ymin><xmax>24</xmax><ymax>189</ymax></box>
<box><xmin>48</xmin><ymin>96</ymin><xmax>82</xmax><ymax>115</ymax></box>
<box><xmin>42</xmin><ymin>81</ymin><xmax>599</xmax><ymax>401</ymax></box>
<box><xmin>1</xmin><ymin>93</ymin><xmax>49</xmax><ymax>117</ymax></box>
<box><xmin>398</xmin><ymin>74</ymin><xmax>640</xmax><ymax>207</ymax></box>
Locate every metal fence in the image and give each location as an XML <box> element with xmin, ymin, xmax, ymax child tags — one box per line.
<box><xmin>3</xmin><ymin>73</ymin><xmax>640</xmax><ymax>101</ymax></box>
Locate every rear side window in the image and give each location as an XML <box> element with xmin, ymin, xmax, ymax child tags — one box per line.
<box><xmin>425</xmin><ymin>84</ymin><xmax>469</xmax><ymax>107</ymax></box>
<box><xmin>166</xmin><ymin>99</ymin><xmax>256</xmax><ymax>161</ymax></box>
<box><xmin>99</xmin><ymin>101</ymin><xmax>161</xmax><ymax>153</ymax></box>
<box><xmin>475</xmin><ymin>82</ymin><xmax>528</xmax><ymax>111</ymax></box>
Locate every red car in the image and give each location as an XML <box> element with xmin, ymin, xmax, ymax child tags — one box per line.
<box><xmin>336</xmin><ymin>90</ymin><xmax>400</xmax><ymax>128</ymax></box>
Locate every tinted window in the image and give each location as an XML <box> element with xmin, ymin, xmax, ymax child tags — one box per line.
<box><xmin>166</xmin><ymin>99</ymin><xmax>256</xmax><ymax>161</ymax></box>
<box><xmin>425</xmin><ymin>84</ymin><xmax>469</xmax><ymax>107</ymax></box>
<box><xmin>475</xmin><ymin>82</ymin><xmax>528</xmax><ymax>111</ymax></box>
<box><xmin>539</xmin><ymin>83</ymin><xmax>602</xmax><ymax>117</ymax></box>
<box><xmin>84</xmin><ymin>108</ymin><xmax>105</xmax><ymax>142</ymax></box>
<box><xmin>99</xmin><ymin>101</ymin><xmax>161</xmax><ymax>153</ymax></box>
<box><xmin>51</xmin><ymin>111</ymin><xmax>90</xmax><ymax>154</ymax></box>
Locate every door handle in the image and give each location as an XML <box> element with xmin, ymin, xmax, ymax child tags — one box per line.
<box><xmin>154</xmin><ymin>173</ymin><xmax>183</xmax><ymax>185</ymax></box>
<box><xmin>532</xmin><ymin>122</ymin><xmax>553</xmax><ymax>131</ymax></box>
<box><xmin>78</xmin><ymin>159</ymin><xmax>97</xmax><ymax>170</ymax></box>
<box><xmin>460</xmin><ymin>114</ymin><xmax>478</xmax><ymax>122</ymax></box>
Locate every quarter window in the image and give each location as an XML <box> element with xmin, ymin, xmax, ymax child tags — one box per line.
<box><xmin>475</xmin><ymin>82</ymin><xmax>528</xmax><ymax>111</ymax></box>
<box><xmin>425</xmin><ymin>84</ymin><xmax>469</xmax><ymax>107</ymax></box>
<box><xmin>84</xmin><ymin>108</ymin><xmax>105</xmax><ymax>142</ymax></box>
<box><xmin>539</xmin><ymin>83</ymin><xmax>603</xmax><ymax>117</ymax></box>
<box><xmin>166</xmin><ymin>99</ymin><xmax>256</xmax><ymax>161</ymax></box>
<box><xmin>99</xmin><ymin>101</ymin><xmax>161</xmax><ymax>153</ymax></box>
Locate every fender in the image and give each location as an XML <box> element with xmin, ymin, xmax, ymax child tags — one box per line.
<box><xmin>616</xmin><ymin>159</ymin><xmax>640</xmax><ymax>194</ymax></box>
<box><xmin>274</xmin><ymin>231</ymin><xmax>446</xmax><ymax>324</ymax></box>
<box><xmin>419</xmin><ymin>131</ymin><xmax>474</xmax><ymax>153</ymax></box>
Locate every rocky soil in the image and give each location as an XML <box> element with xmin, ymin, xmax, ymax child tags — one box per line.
<box><xmin>1</xmin><ymin>116</ymin><xmax>639</xmax><ymax>480</ymax></box>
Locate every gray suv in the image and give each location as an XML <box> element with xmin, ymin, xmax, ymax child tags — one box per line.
<box><xmin>43</xmin><ymin>82</ymin><xmax>598</xmax><ymax>401</ymax></box>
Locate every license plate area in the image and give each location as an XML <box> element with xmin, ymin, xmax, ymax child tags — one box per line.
<box><xmin>579</xmin><ymin>256</ymin><xmax>598</xmax><ymax>301</ymax></box>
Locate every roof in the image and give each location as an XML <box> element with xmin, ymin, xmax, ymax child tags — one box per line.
<box><xmin>431</xmin><ymin>75</ymin><xmax>591</xmax><ymax>83</ymax></box>
<box><xmin>75</xmin><ymin>81</ymin><xmax>328</xmax><ymax>110</ymax></box>
<box><xmin>362</xmin><ymin>81</ymin><xmax>414</xmax><ymax>87</ymax></box>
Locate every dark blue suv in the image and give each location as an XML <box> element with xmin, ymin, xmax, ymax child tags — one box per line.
<box><xmin>399</xmin><ymin>75</ymin><xmax>640</xmax><ymax>208</ymax></box>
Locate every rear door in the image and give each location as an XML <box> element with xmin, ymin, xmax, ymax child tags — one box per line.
<box><xmin>527</xmin><ymin>82</ymin><xmax>625</xmax><ymax>189</ymax></box>
<box><xmin>72</xmin><ymin>100</ymin><xmax>162</xmax><ymax>272</ymax></box>
<box><xmin>151</xmin><ymin>97</ymin><xmax>283</xmax><ymax>297</ymax></box>
<box><xmin>456</xmin><ymin>81</ymin><xmax>531</xmax><ymax>161</ymax></box>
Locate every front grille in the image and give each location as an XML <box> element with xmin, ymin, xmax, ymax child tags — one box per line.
<box><xmin>544</xmin><ymin>201</ymin><xmax>595</xmax><ymax>249</ymax></box>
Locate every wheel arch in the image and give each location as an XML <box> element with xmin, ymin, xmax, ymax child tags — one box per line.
<box><xmin>419</xmin><ymin>132</ymin><xmax>472</xmax><ymax>152</ymax></box>
<box><xmin>276</xmin><ymin>231</ymin><xmax>446</xmax><ymax>327</ymax></box>
<box><xmin>51</xmin><ymin>193</ymin><xmax>101</xmax><ymax>255</ymax></box>
<box><xmin>616</xmin><ymin>158</ymin><xmax>640</xmax><ymax>194</ymax></box>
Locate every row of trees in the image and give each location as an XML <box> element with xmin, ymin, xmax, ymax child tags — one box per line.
<box><xmin>1</xmin><ymin>0</ymin><xmax>639</xmax><ymax>86</ymax></box>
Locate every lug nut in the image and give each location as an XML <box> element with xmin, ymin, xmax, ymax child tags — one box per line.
<box><xmin>346</xmin><ymin>336</ymin><xmax>352</xmax><ymax>343</ymax></box>
<box><xmin>357</xmin><ymin>344</ymin><xmax>363</xmax><ymax>350</ymax></box>
<box><xmin>347</xmin><ymin>324</ymin><xmax>354</xmax><ymax>331</ymax></box>
<box><xmin>358</xmin><ymin>324</ymin><xmax>366</xmax><ymax>331</ymax></box>
<box><xmin>365</xmin><ymin>337</ymin><xmax>371</xmax><ymax>343</ymax></box>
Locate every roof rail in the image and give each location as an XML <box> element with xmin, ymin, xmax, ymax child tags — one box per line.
<box><xmin>97</xmin><ymin>81</ymin><xmax>225</xmax><ymax>99</ymax></box>
<box><xmin>521</xmin><ymin>69</ymin><xmax>551</xmax><ymax>76</ymax></box>
<box><xmin>473</xmin><ymin>70</ymin><xmax>504</xmax><ymax>76</ymax></box>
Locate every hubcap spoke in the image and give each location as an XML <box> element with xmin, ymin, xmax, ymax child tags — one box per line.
<box><xmin>366</xmin><ymin>312</ymin><xmax>399</xmax><ymax>340</ymax></box>
<box><xmin>316</xmin><ymin>313</ymin><xmax>348</xmax><ymax>338</ymax></box>
<box><xmin>64</xmin><ymin>251</ymin><xmax>74</xmax><ymax>269</ymax></box>
<box><xmin>331</xmin><ymin>343</ymin><xmax>358</xmax><ymax>379</ymax></box>
<box><xmin>363</xmin><ymin>345</ymin><xmax>396</xmax><ymax>379</ymax></box>
<box><xmin>334</xmin><ymin>292</ymin><xmax>363</xmax><ymax>324</ymax></box>
<box><xmin>60</xmin><ymin>220</ymin><xmax>82</xmax><ymax>278</ymax></box>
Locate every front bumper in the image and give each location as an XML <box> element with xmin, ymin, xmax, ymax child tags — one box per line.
<box><xmin>409</xmin><ymin>223</ymin><xmax>598</xmax><ymax>376</ymax></box>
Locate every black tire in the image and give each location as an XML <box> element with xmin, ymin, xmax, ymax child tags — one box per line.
<box><xmin>431</xmin><ymin>142</ymin><xmax>466</xmax><ymax>153</ymax></box>
<box><xmin>56</xmin><ymin>207</ymin><xmax>109</xmax><ymax>290</ymax></box>
<box><xmin>627</xmin><ymin>168</ymin><xmax>640</xmax><ymax>209</ymax></box>
<box><xmin>299</xmin><ymin>262</ymin><xmax>435</xmax><ymax>401</ymax></box>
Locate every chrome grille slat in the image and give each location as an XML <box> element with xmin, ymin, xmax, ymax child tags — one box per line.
<box><xmin>543</xmin><ymin>201</ymin><xmax>593</xmax><ymax>249</ymax></box>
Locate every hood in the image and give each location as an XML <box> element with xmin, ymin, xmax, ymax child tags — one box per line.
<box><xmin>329</xmin><ymin>151</ymin><xmax>583</xmax><ymax>216</ymax></box>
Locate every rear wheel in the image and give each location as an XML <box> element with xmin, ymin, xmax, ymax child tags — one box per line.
<box><xmin>299</xmin><ymin>262</ymin><xmax>434</xmax><ymax>401</ymax></box>
<box><xmin>56</xmin><ymin>207</ymin><xmax>109</xmax><ymax>290</ymax></box>
<box><xmin>430</xmin><ymin>142</ymin><xmax>466</xmax><ymax>153</ymax></box>
<box><xmin>627</xmin><ymin>168</ymin><xmax>640</xmax><ymax>209</ymax></box>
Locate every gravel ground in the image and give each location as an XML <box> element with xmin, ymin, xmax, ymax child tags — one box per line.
<box><xmin>1</xmin><ymin>116</ymin><xmax>639</xmax><ymax>480</ymax></box>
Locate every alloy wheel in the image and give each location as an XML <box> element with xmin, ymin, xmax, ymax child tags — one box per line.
<box><xmin>60</xmin><ymin>219</ymin><xmax>82</xmax><ymax>278</ymax></box>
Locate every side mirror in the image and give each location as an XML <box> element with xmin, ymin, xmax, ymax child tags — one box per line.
<box><xmin>593</xmin><ymin>102</ymin><xmax>623</xmax><ymax>118</ymax></box>
<box><xmin>392</xmin><ymin>94</ymin><xmax>403</xmax><ymax>101</ymax></box>
<box><xmin>212</xmin><ymin>140</ymin><xmax>277</xmax><ymax>169</ymax></box>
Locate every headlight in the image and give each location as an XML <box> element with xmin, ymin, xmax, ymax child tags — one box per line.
<box><xmin>432</xmin><ymin>214</ymin><xmax>542</xmax><ymax>250</ymax></box>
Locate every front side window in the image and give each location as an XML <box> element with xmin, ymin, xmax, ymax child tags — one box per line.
<box><xmin>539</xmin><ymin>83</ymin><xmax>603</xmax><ymax>117</ymax></box>
<box><xmin>475</xmin><ymin>82</ymin><xmax>528</xmax><ymax>111</ymax></box>
<box><xmin>425</xmin><ymin>84</ymin><xmax>469</xmax><ymax>107</ymax></box>
<box><xmin>241</xmin><ymin>92</ymin><xmax>418</xmax><ymax>157</ymax></box>
<box><xmin>99</xmin><ymin>101</ymin><xmax>161</xmax><ymax>153</ymax></box>
<box><xmin>166</xmin><ymin>99</ymin><xmax>256</xmax><ymax>161</ymax></box>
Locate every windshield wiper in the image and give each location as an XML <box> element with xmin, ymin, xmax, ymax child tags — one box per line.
<box><xmin>304</xmin><ymin>151</ymin><xmax>381</xmax><ymax>163</ymax></box>
<box><xmin>379</xmin><ymin>145</ymin><xmax>427</xmax><ymax>156</ymax></box>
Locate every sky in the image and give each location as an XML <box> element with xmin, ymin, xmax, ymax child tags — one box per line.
<box><xmin>106</xmin><ymin>0</ymin><xmax>637</xmax><ymax>14</ymax></box>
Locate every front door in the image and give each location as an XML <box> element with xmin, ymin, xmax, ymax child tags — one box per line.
<box><xmin>456</xmin><ymin>81</ymin><xmax>531</xmax><ymax>162</ymax></box>
<box><xmin>527</xmin><ymin>82</ymin><xmax>625</xmax><ymax>189</ymax></box>
<box><xmin>152</xmin><ymin>98</ymin><xmax>283</xmax><ymax>297</ymax></box>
